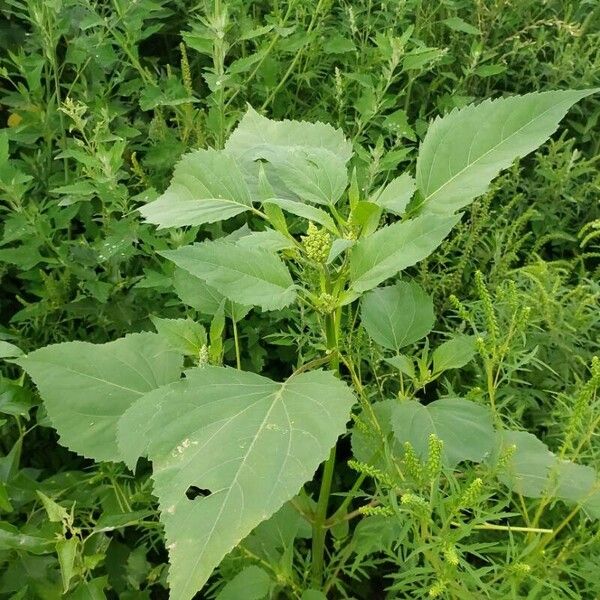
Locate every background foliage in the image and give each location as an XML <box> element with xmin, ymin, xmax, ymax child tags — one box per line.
<box><xmin>0</xmin><ymin>0</ymin><xmax>599</xmax><ymax>598</ymax></box>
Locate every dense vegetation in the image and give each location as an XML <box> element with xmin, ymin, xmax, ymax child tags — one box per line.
<box><xmin>1</xmin><ymin>1</ymin><xmax>599</xmax><ymax>598</ymax></box>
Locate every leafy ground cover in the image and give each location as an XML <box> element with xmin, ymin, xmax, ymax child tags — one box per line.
<box><xmin>1</xmin><ymin>1</ymin><xmax>599</xmax><ymax>599</ymax></box>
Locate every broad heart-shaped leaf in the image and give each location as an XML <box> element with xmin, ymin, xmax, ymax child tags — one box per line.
<box><xmin>138</xmin><ymin>149</ymin><xmax>253</xmax><ymax>228</ymax></box>
<box><xmin>391</xmin><ymin>398</ymin><xmax>495</xmax><ymax>468</ymax></box>
<box><xmin>361</xmin><ymin>281</ymin><xmax>434</xmax><ymax>351</ymax></box>
<box><xmin>15</xmin><ymin>333</ymin><xmax>182</xmax><ymax>462</ymax></box>
<box><xmin>117</xmin><ymin>366</ymin><xmax>355</xmax><ymax>600</ymax></box>
<box><xmin>161</xmin><ymin>240</ymin><xmax>296</xmax><ymax>311</ymax></box>
<box><xmin>372</xmin><ymin>173</ymin><xmax>416</xmax><ymax>216</ymax></box>
<box><xmin>416</xmin><ymin>89</ymin><xmax>598</xmax><ymax>215</ymax></box>
<box><xmin>349</xmin><ymin>213</ymin><xmax>460</xmax><ymax>293</ymax></box>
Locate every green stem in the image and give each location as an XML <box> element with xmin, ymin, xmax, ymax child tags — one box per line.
<box><xmin>261</xmin><ymin>0</ymin><xmax>327</xmax><ymax>110</ymax></box>
<box><xmin>311</xmin><ymin>444</ymin><xmax>336</xmax><ymax>588</ymax></box>
<box><xmin>310</xmin><ymin>310</ymin><xmax>340</xmax><ymax>588</ymax></box>
<box><xmin>232</xmin><ymin>312</ymin><xmax>241</xmax><ymax>370</ymax></box>
<box><xmin>325</xmin><ymin>473</ymin><xmax>367</xmax><ymax>527</ymax></box>
<box><xmin>213</xmin><ymin>0</ymin><xmax>226</xmax><ymax>148</ymax></box>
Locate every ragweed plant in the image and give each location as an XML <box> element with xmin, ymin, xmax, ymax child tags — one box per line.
<box><xmin>10</xmin><ymin>91</ymin><xmax>600</xmax><ymax>600</ymax></box>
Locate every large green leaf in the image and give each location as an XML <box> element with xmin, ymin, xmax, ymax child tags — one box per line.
<box><xmin>161</xmin><ymin>241</ymin><xmax>296</xmax><ymax>311</ymax></box>
<box><xmin>139</xmin><ymin>149</ymin><xmax>253</xmax><ymax>228</ymax></box>
<box><xmin>349</xmin><ymin>213</ymin><xmax>459</xmax><ymax>293</ymax></box>
<box><xmin>0</xmin><ymin>341</ymin><xmax>23</xmax><ymax>359</ymax></box>
<box><xmin>391</xmin><ymin>398</ymin><xmax>495</xmax><ymax>468</ymax></box>
<box><xmin>225</xmin><ymin>106</ymin><xmax>352</xmax><ymax>165</ymax></box>
<box><xmin>416</xmin><ymin>89</ymin><xmax>598</xmax><ymax>215</ymax></box>
<box><xmin>151</xmin><ymin>317</ymin><xmax>207</xmax><ymax>357</ymax></box>
<box><xmin>225</xmin><ymin>107</ymin><xmax>351</xmax><ymax>205</ymax></box>
<box><xmin>372</xmin><ymin>173</ymin><xmax>416</xmax><ymax>216</ymax></box>
<box><xmin>361</xmin><ymin>281</ymin><xmax>434</xmax><ymax>351</ymax></box>
<box><xmin>495</xmin><ymin>430</ymin><xmax>600</xmax><ymax>516</ymax></box>
<box><xmin>234</xmin><ymin>229</ymin><xmax>295</xmax><ymax>252</ymax></box>
<box><xmin>494</xmin><ymin>430</ymin><xmax>555</xmax><ymax>498</ymax></box>
<box><xmin>172</xmin><ymin>268</ymin><xmax>250</xmax><ymax>320</ymax></box>
<box><xmin>268</xmin><ymin>148</ymin><xmax>348</xmax><ymax>205</ymax></box>
<box><xmin>432</xmin><ymin>334</ymin><xmax>476</xmax><ymax>373</ymax></box>
<box><xmin>15</xmin><ymin>334</ymin><xmax>182</xmax><ymax>462</ymax></box>
<box><xmin>215</xmin><ymin>566</ymin><xmax>271</xmax><ymax>600</ymax></box>
<box><xmin>551</xmin><ymin>461</ymin><xmax>600</xmax><ymax>517</ymax></box>
<box><xmin>117</xmin><ymin>367</ymin><xmax>354</xmax><ymax>600</ymax></box>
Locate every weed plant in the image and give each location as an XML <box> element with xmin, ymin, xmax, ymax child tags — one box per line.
<box><xmin>0</xmin><ymin>1</ymin><xmax>599</xmax><ymax>599</ymax></box>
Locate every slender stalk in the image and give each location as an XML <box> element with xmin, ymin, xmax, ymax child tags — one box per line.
<box><xmin>311</xmin><ymin>445</ymin><xmax>336</xmax><ymax>587</ymax></box>
<box><xmin>325</xmin><ymin>473</ymin><xmax>367</xmax><ymax>526</ymax></box>
<box><xmin>453</xmin><ymin>522</ymin><xmax>553</xmax><ymax>534</ymax></box>
<box><xmin>310</xmin><ymin>310</ymin><xmax>340</xmax><ymax>587</ymax></box>
<box><xmin>212</xmin><ymin>0</ymin><xmax>227</xmax><ymax>148</ymax></box>
<box><xmin>261</xmin><ymin>0</ymin><xmax>328</xmax><ymax>110</ymax></box>
<box><xmin>231</xmin><ymin>312</ymin><xmax>241</xmax><ymax>370</ymax></box>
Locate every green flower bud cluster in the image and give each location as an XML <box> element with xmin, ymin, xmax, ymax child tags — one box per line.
<box><xmin>402</xmin><ymin>441</ymin><xmax>425</xmax><ymax>482</ymax></box>
<box><xmin>400</xmin><ymin>493</ymin><xmax>429</xmax><ymax>517</ymax></box>
<box><xmin>443</xmin><ymin>543</ymin><xmax>459</xmax><ymax>566</ymax></box>
<box><xmin>475</xmin><ymin>270</ymin><xmax>499</xmax><ymax>346</ymax></box>
<box><xmin>351</xmin><ymin>414</ymin><xmax>373</xmax><ymax>436</ymax></box>
<box><xmin>496</xmin><ymin>444</ymin><xmax>516</xmax><ymax>471</ymax></box>
<box><xmin>315</xmin><ymin>292</ymin><xmax>337</xmax><ymax>315</ymax></box>
<box><xmin>458</xmin><ymin>478</ymin><xmax>483</xmax><ymax>509</ymax></box>
<box><xmin>302</xmin><ymin>222</ymin><xmax>331</xmax><ymax>263</ymax></box>
<box><xmin>427</xmin><ymin>434</ymin><xmax>444</xmax><ymax>481</ymax></box>
<box><xmin>198</xmin><ymin>344</ymin><xmax>209</xmax><ymax>367</ymax></box>
<box><xmin>358</xmin><ymin>504</ymin><xmax>394</xmax><ymax>517</ymax></box>
<box><xmin>179</xmin><ymin>42</ymin><xmax>193</xmax><ymax>95</ymax></box>
<box><xmin>449</xmin><ymin>294</ymin><xmax>471</xmax><ymax>322</ymax></box>
<box><xmin>428</xmin><ymin>580</ymin><xmax>446</xmax><ymax>597</ymax></box>
<box><xmin>510</xmin><ymin>562</ymin><xmax>531</xmax><ymax>576</ymax></box>
<box><xmin>348</xmin><ymin>459</ymin><xmax>395</xmax><ymax>488</ymax></box>
<box><xmin>344</xmin><ymin>226</ymin><xmax>359</xmax><ymax>241</ymax></box>
<box><xmin>564</xmin><ymin>356</ymin><xmax>600</xmax><ymax>449</ymax></box>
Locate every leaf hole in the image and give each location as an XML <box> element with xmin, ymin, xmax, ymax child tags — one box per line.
<box><xmin>185</xmin><ymin>486</ymin><xmax>212</xmax><ymax>500</ymax></box>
